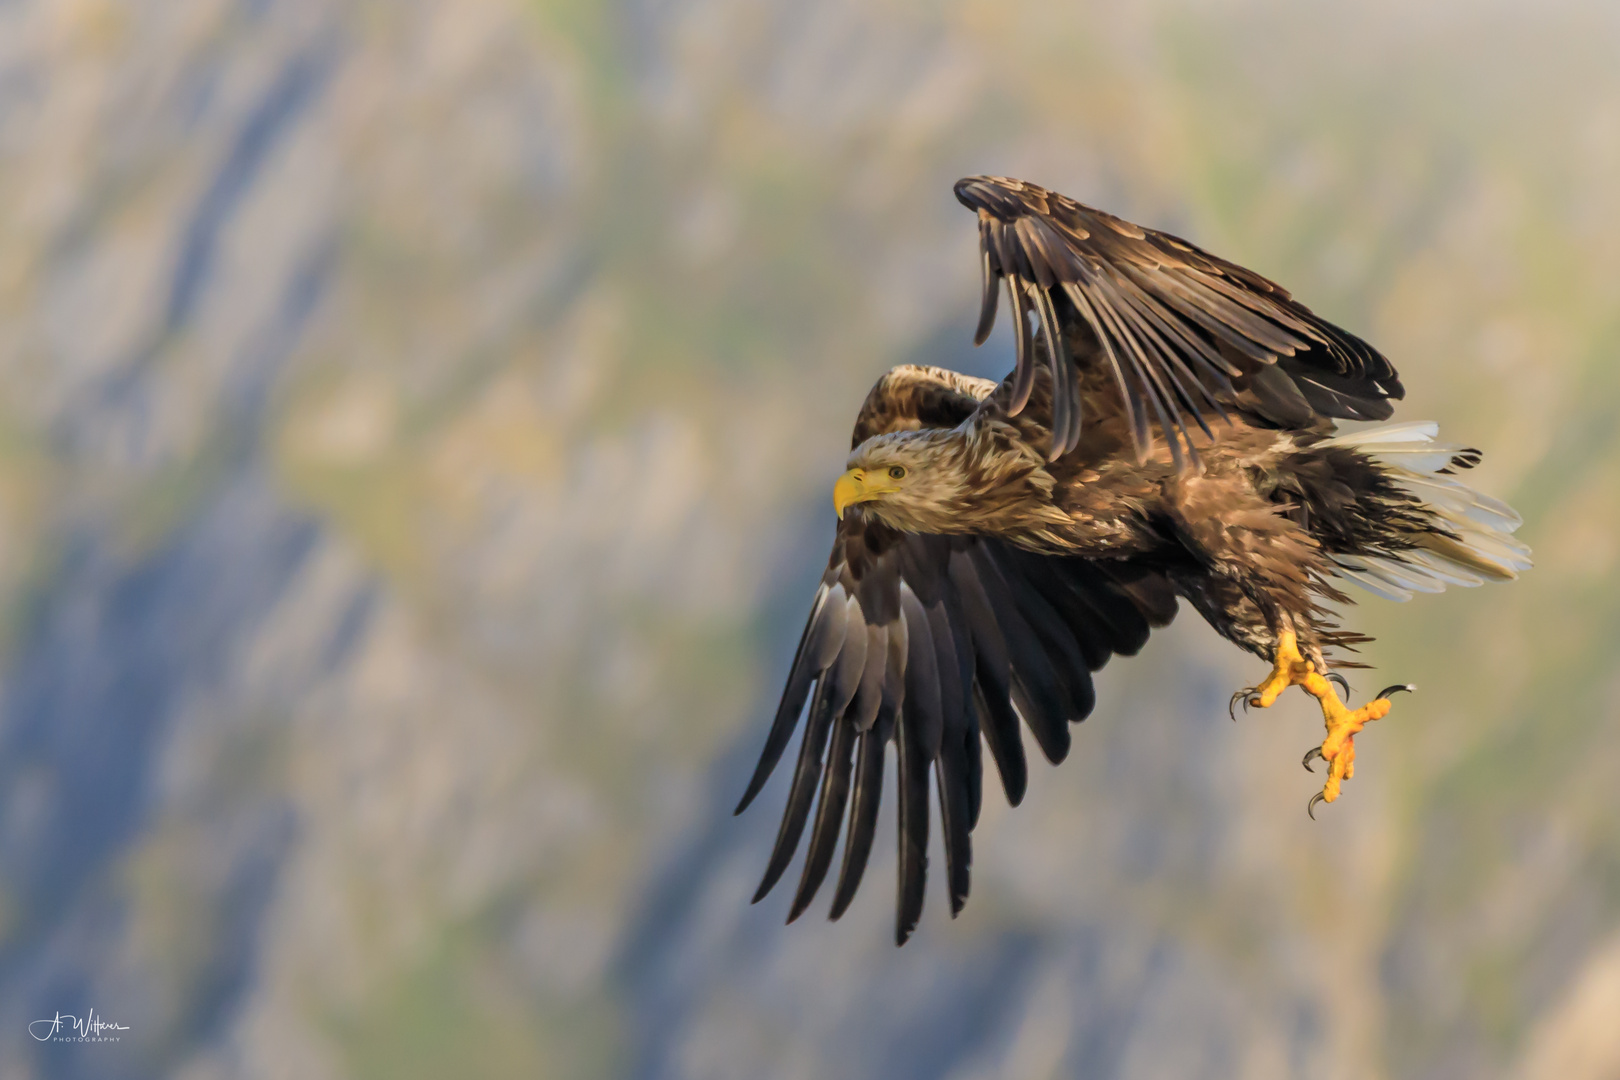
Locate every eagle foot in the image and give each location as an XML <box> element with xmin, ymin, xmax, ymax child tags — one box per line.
<box><xmin>1240</xmin><ymin>629</ymin><xmax>1412</xmax><ymax>814</ymax></box>
<box><xmin>1230</xmin><ymin>628</ymin><xmax>1309</xmax><ymax>717</ymax></box>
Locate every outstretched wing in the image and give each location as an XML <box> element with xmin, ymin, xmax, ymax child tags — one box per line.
<box><xmin>954</xmin><ymin>175</ymin><xmax>1404</xmax><ymax>467</ymax></box>
<box><xmin>736</xmin><ymin>369</ymin><xmax>1178</xmax><ymax>944</ymax></box>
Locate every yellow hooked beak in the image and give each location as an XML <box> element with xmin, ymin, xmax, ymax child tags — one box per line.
<box><xmin>834</xmin><ymin>467</ymin><xmax>902</xmax><ymax>519</ymax></box>
<box><xmin>833</xmin><ymin>469</ymin><xmax>869</xmax><ymax>519</ymax></box>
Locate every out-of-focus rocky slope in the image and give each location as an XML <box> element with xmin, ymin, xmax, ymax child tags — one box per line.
<box><xmin>0</xmin><ymin>1</ymin><xmax>1615</xmax><ymax>1077</ymax></box>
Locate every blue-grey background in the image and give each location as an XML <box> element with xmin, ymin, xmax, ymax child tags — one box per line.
<box><xmin>0</xmin><ymin>1</ymin><xmax>1616</xmax><ymax>1077</ymax></box>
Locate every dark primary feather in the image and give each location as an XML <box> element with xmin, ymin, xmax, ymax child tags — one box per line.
<box><xmin>829</xmin><ymin>709</ymin><xmax>891</xmax><ymax>920</ymax></box>
<box><xmin>949</xmin><ymin>553</ymin><xmax>1027</xmax><ymax>805</ymax></box>
<box><xmin>734</xmin><ymin>581</ymin><xmax>845</xmax><ymax>815</ymax></box>
<box><xmin>953</xmin><ymin>175</ymin><xmax>1404</xmax><ymax>465</ymax></box>
<box><xmin>739</xmin><ymin>369</ymin><xmax>1179</xmax><ymax>943</ymax></box>
<box><xmin>894</xmin><ymin>672</ymin><xmax>931</xmax><ymax>945</ymax></box>
<box><xmin>789</xmin><ymin>706</ymin><xmax>856</xmax><ymax>923</ymax></box>
<box><xmin>965</xmin><ymin>542</ymin><xmax>1074</xmax><ymax>765</ymax></box>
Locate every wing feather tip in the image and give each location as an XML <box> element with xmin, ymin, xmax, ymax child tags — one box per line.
<box><xmin>733</xmin><ymin>771</ymin><xmax>770</xmax><ymax>816</ymax></box>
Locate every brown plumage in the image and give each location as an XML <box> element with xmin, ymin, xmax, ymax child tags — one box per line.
<box><xmin>737</xmin><ymin>176</ymin><xmax>1529</xmax><ymax>944</ymax></box>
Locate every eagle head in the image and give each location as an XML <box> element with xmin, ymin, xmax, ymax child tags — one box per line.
<box><xmin>834</xmin><ymin>431</ymin><xmax>974</xmax><ymax>531</ymax></box>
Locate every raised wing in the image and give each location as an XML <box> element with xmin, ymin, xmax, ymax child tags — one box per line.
<box><xmin>735</xmin><ymin>367</ymin><xmax>1176</xmax><ymax>943</ymax></box>
<box><xmin>954</xmin><ymin>175</ymin><xmax>1404</xmax><ymax>467</ymax></box>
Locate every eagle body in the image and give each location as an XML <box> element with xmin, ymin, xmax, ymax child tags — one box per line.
<box><xmin>841</xmin><ymin>361</ymin><xmax>1454</xmax><ymax>664</ymax></box>
<box><xmin>738</xmin><ymin>176</ymin><xmax>1530</xmax><ymax>943</ymax></box>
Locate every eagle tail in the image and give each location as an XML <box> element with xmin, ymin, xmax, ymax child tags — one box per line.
<box><xmin>1317</xmin><ymin>421</ymin><xmax>1532</xmax><ymax>602</ymax></box>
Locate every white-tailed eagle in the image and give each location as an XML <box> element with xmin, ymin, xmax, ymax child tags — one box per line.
<box><xmin>736</xmin><ymin>177</ymin><xmax>1529</xmax><ymax>944</ymax></box>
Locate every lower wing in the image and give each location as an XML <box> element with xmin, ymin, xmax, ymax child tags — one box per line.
<box><xmin>736</xmin><ymin>514</ymin><xmax>1177</xmax><ymax>944</ymax></box>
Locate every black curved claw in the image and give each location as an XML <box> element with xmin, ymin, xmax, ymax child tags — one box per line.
<box><xmin>1307</xmin><ymin>791</ymin><xmax>1327</xmax><ymax>820</ymax></box>
<box><xmin>1326</xmin><ymin>672</ymin><xmax>1351</xmax><ymax>698</ymax></box>
<box><xmin>1229</xmin><ymin>688</ymin><xmax>1256</xmax><ymax>721</ymax></box>
<box><xmin>1375</xmin><ymin>683</ymin><xmax>1416</xmax><ymax>701</ymax></box>
<box><xmin>1302</xmin><ymin>745</ymin><xmax>1325</xmax><ymax>773</ymax></box>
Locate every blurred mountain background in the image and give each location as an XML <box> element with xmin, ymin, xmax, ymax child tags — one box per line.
<box><xmin>0</xmin><ymin>0</ymin><xmax>1616</xmax><ymax>1077</ymax></box>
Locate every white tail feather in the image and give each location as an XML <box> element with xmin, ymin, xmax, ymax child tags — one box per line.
<box><xmin>1331</xmin><ymin>564</ymin><xmax>1415</xmax><ymax>602</ymax></box>
<box><xmin>1319</xmin><ymin>421</ymin><xmax>1440</xmax><ymax>446</ymax></box>
<box><xmin>1320</xmin><ymin>420</ymin><xmax>1530</xmax><ymax>601</ymax></box>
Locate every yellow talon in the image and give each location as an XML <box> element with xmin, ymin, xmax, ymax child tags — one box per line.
<box><xmin>1251</xmin><ymin>628</ymin><xmax>1310</xmax><ymax>708</ymax></box>
<box><xmin>1240</xmin><ymin>628</ymin><xmax>1409</xmax><ymax>812</ymax></box>
<box><xmin>1313</xmin><ymin>688</ymin><xmax>1390</xmax><ymax>804</ymax></box>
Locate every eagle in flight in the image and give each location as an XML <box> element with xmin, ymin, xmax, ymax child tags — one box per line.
<box><xmin>736</xmin><ymin>176</ymin><xmax>1529</xmax><ymax>944</ymax></box>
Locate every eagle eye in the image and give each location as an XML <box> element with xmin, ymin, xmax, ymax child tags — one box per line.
<box><xmin>888</xmin><ymin>466</ymin><xmax>907</xmax><ymax>480</ymax></box>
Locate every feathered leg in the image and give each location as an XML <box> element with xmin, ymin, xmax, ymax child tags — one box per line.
<box><xmin>1165</xmin><ymin>483</ymin><xmax>1411</xmax><ymax>814</ymax></box>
